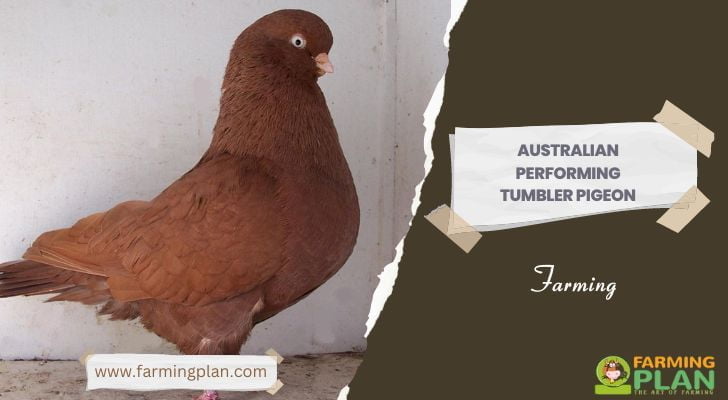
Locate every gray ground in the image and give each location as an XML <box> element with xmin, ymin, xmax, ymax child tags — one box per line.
<box><xmin>0</xmin><ymin>353</ymin><xmax>362</xmax><ymax>400</ymax></box>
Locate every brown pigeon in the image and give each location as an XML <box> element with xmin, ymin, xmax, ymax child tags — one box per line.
<box><xmin>0</xmin><ymin>9</ymin><xmax>359</xmax><ymax>399</ymax></box>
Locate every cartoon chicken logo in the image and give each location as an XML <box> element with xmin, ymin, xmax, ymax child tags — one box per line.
<box><xmin>602</xmin><ymin>359</ymin><xmax>627</xmax><ymax>384</ymax></box>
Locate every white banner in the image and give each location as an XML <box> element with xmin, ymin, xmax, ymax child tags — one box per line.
<box><xmin>451</xmin><ymin>123</ymin><xmax>697</xmax><ymax>231</ymax></box>
<box><xmin>85</xmin><ymin>354</ymin><xmax>277</xmax><ymax>391</ymax></box>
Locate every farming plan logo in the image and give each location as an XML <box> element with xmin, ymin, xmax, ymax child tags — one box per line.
<box><xmin>595</xmin><ymin>355</ymin><xmax>716</xmax><ymax>396</ymax></box>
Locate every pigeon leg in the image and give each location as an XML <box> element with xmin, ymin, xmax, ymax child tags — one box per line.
<box><xmin>195</xmin><ymin>390</ymin><xmax>220</xmax><ymax>400</ymax></box>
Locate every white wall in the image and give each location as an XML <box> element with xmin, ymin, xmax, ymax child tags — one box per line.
<box><xmin>394</xmin><ymin>1</ymin><xmax>450</xmax><ymax>239</ymax></box>
<box><xmin>0</xmin><ymin>0</ymin><xmax>448</xmax><ymax>359</ymax></box>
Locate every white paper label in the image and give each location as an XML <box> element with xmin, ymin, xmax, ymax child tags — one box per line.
<box><xmin>451</xmin><ymin>123</ymin><xmax>697</xmax><ymax>231</ymax></box>
<box><xmin>85</xmin><ymin>354</ymin><xmax>277</xmax><ymax>391</ymax></box>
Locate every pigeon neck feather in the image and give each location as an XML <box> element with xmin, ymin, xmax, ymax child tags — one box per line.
<box><xmin>208</xmin><ymin>51</ymin><xmax>348</xmax><ymax>181</ymax></box>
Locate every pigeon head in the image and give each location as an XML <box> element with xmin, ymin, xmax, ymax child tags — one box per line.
<box><xmin>211</xmin><ymin>9</ymin><xmax>347</xmax><ymax>174</ymax></box>
<box><xmin>229</xmin><ymin>9</ymin><xmax>334</xmax><ymax>82</ymax></box>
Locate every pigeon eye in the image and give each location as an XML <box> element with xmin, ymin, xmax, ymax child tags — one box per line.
<box><xmin>290</xmin><ymin>35</ymin><xmax>306</xmax><ymax>49</ymax></box>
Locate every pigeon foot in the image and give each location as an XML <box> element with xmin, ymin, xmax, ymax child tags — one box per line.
<box><xmin>195</xmin><ymin>390</ymin><xmax>220</xmax><ymax>400</ymax></box>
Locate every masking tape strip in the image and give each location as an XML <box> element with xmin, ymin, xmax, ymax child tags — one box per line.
<box><xmin>425</xmin><ymin>205</ymin><xmax>482</xmax><ymax>253</ymax></box>
<box><xmin>654</xmin><ymin>100</ymin><xmax>715</xmax><ymax>157</ymax></box>
<box><xmin>265</xmin><ymin>348</ymin><xmax>284</xmax><ymax>365</ymax></box>
<box><xmin>266</xmin><ymin>379</ymin><xmax>284</xmax><ymax>395</ymax></box>
<box><xmin>265</xmin><ymin>348</ymin><xmax>284</xmax><ymax>395</ymax></box>
<box><xmin>79</xmin><ymin>350</ymin><xmax>94</xmax><ymax>366</ymax></box>
<box><xmin>657</xmin><ymin>186</ymin><xmax>710</xmax><ymax>233</ymax></box>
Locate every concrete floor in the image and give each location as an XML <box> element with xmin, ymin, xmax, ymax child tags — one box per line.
<box><xmin>0</xmin><ymin>353</ymin><xmax>362</xmax><ymax>400</ymax></box>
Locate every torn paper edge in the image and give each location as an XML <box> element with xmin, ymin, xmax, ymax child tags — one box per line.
<box><xmin>337</xmin><ymin>1</ymin><xmax>469</xmax><ymax>399</ymax></box>
<box><xmin>361</xmin><ymin>0</ymin><xmax>467</xmax><ymax>337</ymax></box>
<box><xmin>361</xmin><ymin>0</ymin><xmax>466</xmax><ymax>338</ymax></box>
<box><xmin>358</xmin><ymin>77</ymin><xmax>446</xmax><ymax>338</ymax></box>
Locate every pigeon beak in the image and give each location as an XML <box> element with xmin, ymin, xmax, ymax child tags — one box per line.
<box><xmin>315</xmin><ymin>53</ymin><xmax>334</xmax><ymax>77</ymax></box>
